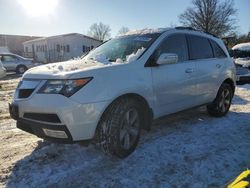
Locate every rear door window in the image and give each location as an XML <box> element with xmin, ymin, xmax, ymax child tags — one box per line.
<box><xmin>187</xmin><ymin>35</ymin><xmax>213</xmax><ymax>60</ymax></box>
<box><xmin>210</xmin><ymin>40</ymin><xmax>227</xmax><ymax>58</ymax></box>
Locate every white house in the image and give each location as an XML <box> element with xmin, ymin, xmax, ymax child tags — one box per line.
<box><xmin>23</xmin><ymin>33</ymin><xmax>102</xmax><ymax>63</ymax></box>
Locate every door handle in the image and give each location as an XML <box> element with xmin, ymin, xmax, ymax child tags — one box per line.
<box><xmin>216</xmin><ymin>64</ymin><xmax>222</xmax><ymax>68</ymax></box>
<box><xmin>185</xmin><ymin>68</ymin><xmax>194</xmax><ymax>73</ymax></box>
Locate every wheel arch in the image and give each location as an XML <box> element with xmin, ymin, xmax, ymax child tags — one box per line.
<box><xmin>222</xmin><ymin>78</ymin><xmax>235</xmax><ymax>95</ymax></box>
<box><xmin>97</xmin><ymin>93</ymin><xmax>153</xmax><ymax>133</ymax></box>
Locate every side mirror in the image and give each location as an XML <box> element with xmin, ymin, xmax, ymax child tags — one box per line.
<box><xmin>156</xmin><ymin>53</ymin><xmax>178</xmax><ymax>65</ymax></box>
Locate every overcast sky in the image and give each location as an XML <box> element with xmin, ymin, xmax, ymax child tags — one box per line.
<box><xmin>0</xmin><ymin>0</ymin><xmax>249</xmax><ymax>37</ymax></box>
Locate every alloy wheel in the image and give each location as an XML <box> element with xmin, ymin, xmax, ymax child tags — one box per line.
<box><xmin>119</xmin><ymin>108</ymin><xmax>140</xmax><ymax>150</ymax></box>
<box><xmin>19</xmin><ymin>67</ymin><xmax>26</xmax><ymax>74</ymax></box>
<box><xmin>218</xmin><ymin>88</ymin><xmax>231</xmax><ymax>113</ymax></box>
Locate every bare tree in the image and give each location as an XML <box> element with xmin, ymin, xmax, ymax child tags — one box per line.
<box><xmin>88</xmin><ymin>22</ymin><xmax>111</xmax><ymax>41</ymax></box>
<box><xmin>179</xmin><ymin>0</ymin><xmax>237</xmax><ymax>37</ymax></box>
<box><xmin>117</xmin><ymin>27</ymin><xmax>129</xmax><ymax>36</ymax></box>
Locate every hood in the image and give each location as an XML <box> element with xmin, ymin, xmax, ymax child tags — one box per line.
<box><xmin>23</xmin><ymin>59</ymin><xmax>107</xmax><ymax>79</ymax></box>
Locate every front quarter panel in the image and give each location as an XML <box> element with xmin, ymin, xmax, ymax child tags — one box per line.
<box><xmin>223</xmin><ymin>58</ymin><xmax>237</xmax><ymax>86</ymax></box>
<box><xmin>69</xmin><ymin>62</ymin><xmax>154</xmax><ymax>110</ymax></box>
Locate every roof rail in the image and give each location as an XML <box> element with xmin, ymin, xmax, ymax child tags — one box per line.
<box><xmin>175</xmin><ymin>26</ymin><xmax>218</xmax><ymax>38</ymax></box>
<box><xmin>175</xmin><ymin>26</ymin><xmax>197</xmax><ymax>31</ymax></box>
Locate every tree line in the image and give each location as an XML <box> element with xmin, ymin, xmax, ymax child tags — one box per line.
<box><xmin>87</xmin><ymin>23</ymin><xmax>129</xmax><ymax>41</ymax></box>
<box><xmin>87</xmin><ymin>0</ymin><xmax>249</xmax><ymax>48</ymax></box>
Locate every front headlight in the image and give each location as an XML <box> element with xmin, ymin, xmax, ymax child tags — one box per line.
<box><xmin>38</xmin><ymin>78</ymin><xmax>92</xmax><ymax>97</ymax></box>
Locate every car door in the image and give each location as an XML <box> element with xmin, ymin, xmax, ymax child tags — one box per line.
<box><xmin>1</xmin><ymin>55</ymin><xmax>18</xmax><ymax>71</ymax></box>
<box><xmin>150</xmin><ymin>34</ymin><xmax>198</xmax><ymax>116</ymax></box>
<box><xmin>187</xmin><ymin>35</ymin><xmax>224</xmax><ymax>104</ymax></box>
<box><xmin>209</xmin><ymin>39</ymin><xmax>228</xmax><ymax>93</ymax></box>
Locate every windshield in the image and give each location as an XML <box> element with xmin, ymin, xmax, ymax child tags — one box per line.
<box><xmin>83</xmin><ymin>33</ymin><xmax>160</xmax><ymax>64</ymax></box>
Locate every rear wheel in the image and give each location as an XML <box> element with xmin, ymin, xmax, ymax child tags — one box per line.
<box><xmin>16</xmin><ymin>65</ymin><xmax>27</xmax><ymax>74</ymax></box>
<box><xmin>96</xmin><ymin>98</ymin><xmax>142</xmax><ymax>158</ymax></box>
<box><xmin>207</xmin><ymin>83</ymin><xmax>233</xmax><ymax>117</ymax></box>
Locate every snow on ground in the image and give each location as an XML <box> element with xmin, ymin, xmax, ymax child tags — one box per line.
<box><xmin>0</xmin><ymin>74</ymin><xmax>21</xmax><ymax>124</ymax></box>
<box><xmin>0</xmin><ymin>75</ymin><xmax>250</xmax><ymax>188</ymax></box>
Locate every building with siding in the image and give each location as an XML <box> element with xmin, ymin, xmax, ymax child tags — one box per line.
<box><xmin>23</xmin><ymin>33</ymin><xmax>102</xmax><ymax>63</ymax></box>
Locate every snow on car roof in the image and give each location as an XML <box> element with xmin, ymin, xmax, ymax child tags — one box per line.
<box><xmin>119</xmin><ymin>28</ymin><xmax>171</xmax><ymax>36</ymax></box>
<box><xmin>232</xmin><ymin>42</ymin><xmax>250</xmax><ymax>51</ymax></box>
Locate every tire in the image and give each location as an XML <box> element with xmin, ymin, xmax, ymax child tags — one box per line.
<box><xmin>207</xmin><ymin>83</ymin><xmax>233</xmax><ymax>117</ymax></box>
<box><xmin>96</xmin><ymin>97</ymin><xmax>142</xmax><ymax>158</ymax></box>
<box><xmin>16</xmin><ymin>65</ymin><xmax>27</xmax><ymax>74</ymax></box>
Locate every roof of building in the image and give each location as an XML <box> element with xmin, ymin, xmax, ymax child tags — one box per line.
<box><xmin>23</xmin><ymin>33</ymin><xmax>102</xmax><ymax>44</ymax></box>
<box><xmin>0</xmin><ymin>34</ymin><xmax>42</xmax><ymax>38</ymax></box>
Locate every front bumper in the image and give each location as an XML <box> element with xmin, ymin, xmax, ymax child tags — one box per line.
<box><xmin>17</xmin><ymin>118</ymin><xmax>74</xmax><ymax>143</ymax></box>
<box><xmin>10</xmin><ymin>94</ymin><xmax>110</xmax><ymax>142</ymax></box>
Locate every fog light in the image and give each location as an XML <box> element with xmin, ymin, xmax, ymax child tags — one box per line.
<box><xmin>43</xmin><ymin>129</ymin><xmax>68</xmax><ymax>139</ymax></box>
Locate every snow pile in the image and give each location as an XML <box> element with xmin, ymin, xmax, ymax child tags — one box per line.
<box><xmin>27</xmin><ymin>59</ymin><xmax>103</xmax><ymax>76</ymax></box>
<box><xmin>121</xmin><ymin>28</ymin><xmax>170</xmax><ymax>36</ymax></box>
<box><xmin>46</xmin><ymin>61</ymin><xmax>86</xmax><ymax>73</ymax></box>
<box><xmin>87</xmin><ymin>47</ymin><xmax>146</xmax><ymax>65</ymax></box>
<box><xmin>92</xmin><ymin>54</ymin><xmax>111</xmax><ymax>65</ymax></box>
<box><xmin>126</xmin><ymin>47</ymin><xmax>145</xmax><ymax>63</ymax></box>
<box><xmin>232</xmin><ymin>42</ymin><xmax>250</xmax><ymax>51</ymax></box>
<box><xmin>115</xmin><ymin>58</ymin><xmax>123</xmax><ymax>64</ymax></box>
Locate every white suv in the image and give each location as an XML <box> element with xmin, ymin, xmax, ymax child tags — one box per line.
<box><xmin>10</xmin><ymin>28</ymin><xmax>236</xmax><ymax>158</ymax></box>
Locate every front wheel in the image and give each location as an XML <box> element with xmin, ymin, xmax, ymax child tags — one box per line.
<box><xmin>207</xmin><ymin>83</ymin><xmax>233</xmax><ymax>117</ymax></box>
<box><xmin>16</xmin><ymin>65</ymin><xmax>27</xmax><ymax>74</ymax></box>
<box><xmin>96</xmin><ymin>98</ymin><xmax>142</xmax><ymax>158</ymax></box>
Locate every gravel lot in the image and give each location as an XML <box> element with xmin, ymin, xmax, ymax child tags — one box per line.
<box><xmin>0</xmin><ymin>74</ymin><xmax>249</xmax><ymax>188</ymax></box>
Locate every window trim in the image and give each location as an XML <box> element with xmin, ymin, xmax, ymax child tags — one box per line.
<box><xmin>185</xmin><ymin>34</ymin><xmax>191</xmax><ymax>61</ymax></box>
<box><xmin>209</xmin><ymin>39</ymin><xmax>227</xmax><ymax>59</ymax></box>
<box><xmin>208</xmin><ymin>39</ymin><xmax>215</xmax><ymax>58</ymax></box>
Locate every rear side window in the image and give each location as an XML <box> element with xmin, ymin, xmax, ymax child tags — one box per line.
<box><xmin>155</xmin><ymin>34</ymin><xmax>188</xmax><ymax>62</ymax></box>
<box><xmin>2</xmin><ymin>55</ymin><xmax>17</xmax><ymax>62</ymax></box>
<box><xmin>187</xmin><ymin>35</ymin><xmax>213</xmax><ymax>60</ymax></box>
<box><xmin>210</xmin><ymin>40</ymin><xmax>227</xmax><ymax>58</ymax></box>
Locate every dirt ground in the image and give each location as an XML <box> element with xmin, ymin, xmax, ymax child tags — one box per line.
<box><xmin>0</xmin><ymin>74</ymin><xmax>249</xmax><ymax>188</ymax></box>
